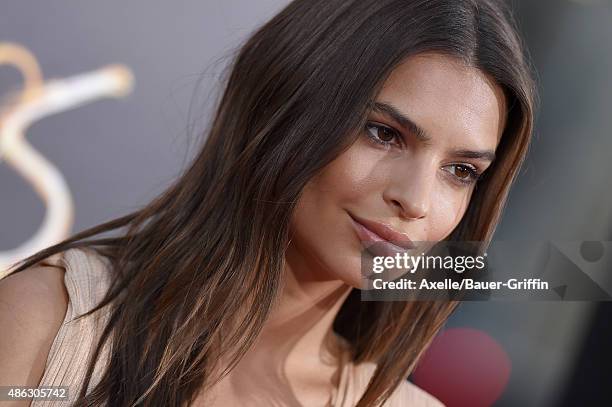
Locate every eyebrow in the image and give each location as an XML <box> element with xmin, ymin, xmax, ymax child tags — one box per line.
<box><xmin>369</xmin><ymin>101</ymin><xmax>431</xmax><ymax>143</ymax></box>
<box><xmin>450</xmin><ymin>148</ymin><xmax>496</xmax><ymax>162</ymax></box>
<box><xmin>368</xmin><ymin>100</ymin><xmax>496</xmax><ymax>162</ymax></box>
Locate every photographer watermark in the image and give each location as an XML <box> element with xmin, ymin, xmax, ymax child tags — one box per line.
<box><xmin>360</xmin><ymin>240</ymin><xmax>612</xmax><ymax>301</ymax></box>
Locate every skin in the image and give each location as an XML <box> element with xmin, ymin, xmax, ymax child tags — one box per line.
<box><xmin>198</xmin><ymin>52</ymin><xmax>507</xmax><ymax>406</ymax></box>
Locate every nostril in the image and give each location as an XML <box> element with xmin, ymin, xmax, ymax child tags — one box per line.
<box><xmin>398</xmin><ymin>201</ymin><xmax>427</xmax><ymax>220</ymax></box>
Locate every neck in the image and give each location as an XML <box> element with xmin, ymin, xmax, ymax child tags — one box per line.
<box><xmin>259</xmin><ymin>241</ymin><xmax>352</xmax><ymax>358</ymax></box>
<box><xmin>203</xmin><ymin>243</ymin><xmax>353</xmax><ymax>405</ymax></box>
<box><xmin>228</xmin><ymin>243</ymin><xmax>352</xmax><ymax>391</ymax></box>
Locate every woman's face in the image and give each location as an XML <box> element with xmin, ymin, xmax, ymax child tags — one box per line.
<box><xmin>288</xmin><ymin>53</ymin><xmax>507</xmax><ymax>288</ymax></box>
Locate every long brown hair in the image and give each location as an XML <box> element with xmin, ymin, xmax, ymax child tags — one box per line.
<box><xmin>7</xmin><ymin>0</ymin><xmax>536</xmax><ymax>405</ymax></box>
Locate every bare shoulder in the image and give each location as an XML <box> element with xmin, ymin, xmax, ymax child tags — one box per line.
<box><xmin>391</xmin><ymin>380</ymin><xmax>445</xmax><ymax>407</ymax></box>
<box><xmin>0</xmin><ymin>262</ymin><xmax>69</xmax><ymax>390</ymax></box>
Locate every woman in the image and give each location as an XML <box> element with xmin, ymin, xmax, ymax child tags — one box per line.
<box><xmin>1</xmin><ymin>0</ymin><xmax>536</xmax><ymax>405</ymax></box>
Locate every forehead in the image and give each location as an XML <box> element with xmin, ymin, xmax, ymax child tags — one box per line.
<box><xmin>377</xmin><ymin>53</ymin><xmax>507</xmax><ymax>148</ymax></box>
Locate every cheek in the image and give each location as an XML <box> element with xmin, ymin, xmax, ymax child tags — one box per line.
<box><xmin>427</xmin><ymin>186</ymin><xmax>472</xmax><ymax>241</ymax></box>
<box><xmin>291</xmin><ymin>141</ymin><xmax>380</xmax><ymax>247</ymax></box>
<box><xmin>313</xmin><ymin>140</ymin><xmax>384</xmax><ymax>201</ymax></box>
<box><xmin>287</xmin><ymin>141</ymin><xmax>387</xmax><ymax>285</ymax></box>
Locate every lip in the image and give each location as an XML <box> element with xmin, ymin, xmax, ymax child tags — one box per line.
<box><xmin>348</xmin><ymin>212</ymin><xmax>416</xmax><ymax>250</ymax></box>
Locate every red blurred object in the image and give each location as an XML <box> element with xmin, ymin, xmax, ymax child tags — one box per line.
<box><xmin>412</xmin><ymin>327</ymin><xmax>511</xmax><ymax>407</ymax></box>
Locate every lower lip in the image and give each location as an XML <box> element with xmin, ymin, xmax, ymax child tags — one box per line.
<box><xmin>349</xmin><ymin>215</ymin><xmax>411</xmax><ymax>257</ymax></box>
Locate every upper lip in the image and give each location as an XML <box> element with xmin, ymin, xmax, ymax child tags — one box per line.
<box><xmin>349</xmin><ymin>212</ymin><xmax>416</xmax><ymax>250</ymax></box>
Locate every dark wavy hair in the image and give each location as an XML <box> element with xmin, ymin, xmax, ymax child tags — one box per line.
<box><xmin>8</xmin><ymin>0</ymin><xmax>536</xmax><ymax>405</ymax></box>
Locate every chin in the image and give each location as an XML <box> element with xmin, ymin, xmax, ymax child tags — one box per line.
<box><xmin>326</xmin><ymin>250</ymin><xmax>370</xmax><ymax>290</ymax></box>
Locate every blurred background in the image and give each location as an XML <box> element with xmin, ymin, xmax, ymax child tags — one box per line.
<box><xmin>1</xmin><ymin>1</ymin><xmax>610</xmax><ymax>406</ymax></box>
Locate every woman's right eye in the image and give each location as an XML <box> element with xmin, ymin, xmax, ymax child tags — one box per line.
<box><xmin>364</xmin><ymin>122</ymin><xmax>403</xmax><ymax>148</ymax></box>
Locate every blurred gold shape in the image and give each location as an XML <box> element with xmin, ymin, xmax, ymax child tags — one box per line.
<box><xmin>0</xmin><ymin>42</ymin><xmax>134</xmax><ymax>277</ymax></box>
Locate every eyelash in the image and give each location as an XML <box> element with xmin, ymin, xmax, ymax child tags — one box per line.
<box><xmin>363</xmin><ymin>121</ymin><xmax>483</xmax><ymax>186</ymax></box>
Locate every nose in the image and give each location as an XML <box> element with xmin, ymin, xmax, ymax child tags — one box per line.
<box><xmin>383</xmin><ymin>159</ymin><xmax>433</xmax><ymax>220</ymax></box>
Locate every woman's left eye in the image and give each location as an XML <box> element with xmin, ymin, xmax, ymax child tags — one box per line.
<box><xmin>364</xmin><ymin>122</ymin><xmax>402</xmax><ymax>147</ymax></box>
<box><xmin>443</xmin><ymin>164</ymin><xmax>481</xmax><ymax>185</ymax></box>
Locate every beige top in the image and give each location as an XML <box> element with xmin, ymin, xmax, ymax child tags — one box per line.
<box><xmin>33</xmin><ymin>247</ymin><xmax>444</xmax><ymax>407</ymax></box>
